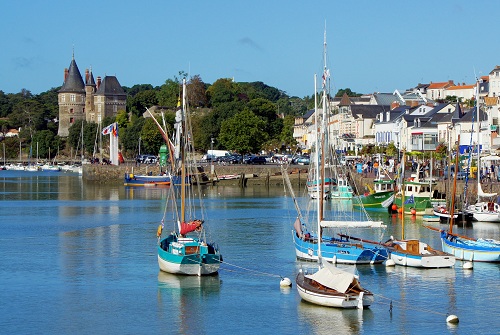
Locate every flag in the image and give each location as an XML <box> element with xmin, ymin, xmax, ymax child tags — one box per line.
<box><xmin>112</xmin><ymin>123</ymin><xmax>118</xmax><ymax>137</ymax></box>
<box><xmin>102</xmin><ymin>124</ymin><xmax>113</xmax><ymax>135</ymax></box>
<box><xmin>404</xmin><ymin>194</ymin><xmax>414</xmax><ymax>204</ymax></box>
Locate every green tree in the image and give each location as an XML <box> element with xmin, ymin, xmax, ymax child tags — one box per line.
<box><xmin>206</xmin><ymin>78</ymin><xmax>239</xmax><ymax>106</ymax></box>
<box><xmin>219</xmin><ymin>110</ymin><xmax>268</xmax><ymax>154</ymax></box>
<box><xmin>32</xmin><ymin>130</ymin><xmax>60</xmax><ymax>159</ymax></box>
<box><xmin>115</xmin><ymin>110</ymin><xmax>129</xmax><ymax>130</ymax></box>
<box><xmin>386</xmin><ymin>141</ymin><xmax>398</xmax><ymax>157</ymax></box>
<box><xmin>335</xmin><ymin>88</ymin><xmax>362</xmax><ymax>97</ymax></box>
<box><xmin>140</xmin><ymin>117</ymin><xmax>165</xmax><ymax>155</ymax></box>
<box><xmin>120</xmin><ymin>117</ymin><xmax>145</xmax><ymax>158</ymax></box>
<box><xmin>157</xmin><ymin>78</ymin><xmax>181</xmax><ymax>108</ymax></box>
<box><xmin>128</xmin><ymin>90</ymin><xmax>159</xmax><ymax>117</ymax></box>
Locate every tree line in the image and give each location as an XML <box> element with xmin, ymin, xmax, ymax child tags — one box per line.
<box><xmin>0</xmin><ymin>72</ymin><xmax>360</xmax><ymax>161</ymax></box>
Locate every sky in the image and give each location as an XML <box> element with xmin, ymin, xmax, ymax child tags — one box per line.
<box><xmin>2</xmin><ymin>0</ymin><xmax>500</xmax><ymax>98</ymax></box>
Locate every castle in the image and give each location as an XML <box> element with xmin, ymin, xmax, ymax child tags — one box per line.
<box><xmin>57</xmin><ymin>54</ymin><xmax>126</xmax><ymax>137</ymax></box>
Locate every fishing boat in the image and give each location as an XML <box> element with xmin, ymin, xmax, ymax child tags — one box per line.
<box><xmin>157</xmin><ymin>79</ymin><xmax>222</xmax><ymax>276</ymax></box>
<box><xmin>353</xmin><ymin>175</ymin><xmax>395</xmax><ymax>210</ymax></box>
<box><xmin>285</xmin><ymin>40</ymin><xmax>388</xmax><ymax>265</ymax></box>
<box><xmin>385</xmin><ymin>151</ymin><xmax>456</xmax><ymax>268</ymax></box>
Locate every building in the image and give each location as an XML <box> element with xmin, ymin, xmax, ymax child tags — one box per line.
<box><xmin>57</xmin><ymin>54</ymin><xmax>126</xmax><ymax>137</ymax></box>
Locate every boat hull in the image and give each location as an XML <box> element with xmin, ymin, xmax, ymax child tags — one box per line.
<box><xmin>353</xmin><ymin>191</ymin><xmax>394</xmax><ymax>209</ymax></box>
<box><xmin>124</xmin><ymin>173</ymin><xmax>171</xmax><ymax>187</ymax></box>
<box><xmin>293</xmin><ymin>231</ymin><xmax>388</xmax><ymax>264</ymax></box>
<box><xmin>157</xmin><ymin>236</ymin><xmax>221</xmax><ymax>276</ymax></box>
<box><xmin>389</xmin><ymin>250</ymin><xmax>455</xmax><ymax>268</ymax></box>
<box><xmin>296</xmin><ymin>272</ymin><xmax>373</xmax><ymax>308</ymax></box>
<box><xmin>440</xmin><ymin>235</ymin><xmax>500</xmax><ymax>262</ymax></box>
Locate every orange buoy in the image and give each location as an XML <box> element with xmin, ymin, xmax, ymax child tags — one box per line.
<box><xmin>398</xmin><ymin>208</ymin><xmax>403</xmax><ymax>213</ymax></box>
<box><xmin>411</xmin><ymin>208</ymin><xmax>416</xmax><ymax>215</ymax></box>
<box><xmin>392</xmin><ymin>204</ymin><xmax>397</xmax><ymax>211</ymax></box>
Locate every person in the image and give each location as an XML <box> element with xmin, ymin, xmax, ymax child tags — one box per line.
<box><xmin>373</xmin><ymin>160</ymin><xmax>379</xmax><ymax>178</ymax></box>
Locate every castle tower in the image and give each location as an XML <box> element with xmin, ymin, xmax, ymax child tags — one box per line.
<box><xmin>84</xmin><ymin>67</ymin><xmax>96</xmax><ymax>123</ymax></box>
<box><xmin>57</xmin><ymin>54</ymin><xmax>86</xmax><ymax>137</ymax></box>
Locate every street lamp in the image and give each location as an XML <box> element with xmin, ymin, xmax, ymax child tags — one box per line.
<box><xmin>210</xmin><ymin>137</ymin><xmax>214</xmax><ymax>176</ymax></box>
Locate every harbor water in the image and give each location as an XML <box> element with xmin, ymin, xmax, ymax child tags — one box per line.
<box><xmin>0</xmin><ymin>170</ymin><xmax>498</xmax><ymax>334</ymax></box>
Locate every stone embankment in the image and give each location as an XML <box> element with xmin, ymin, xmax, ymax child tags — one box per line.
<box><xmin>82</xmin><ymin>163</ymin><xmax>309</xmax><ymax>186</ymax></box>
<box><xmin>83</xmin><ymin>163</ymin><xmax>500</xmax><ymax>204</ymax></box>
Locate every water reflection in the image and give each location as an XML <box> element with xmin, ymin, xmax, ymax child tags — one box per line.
<box><xmin>298</xmin><ymin>301</ymin><xmax>371</xmax><ymax>335</ymax></box>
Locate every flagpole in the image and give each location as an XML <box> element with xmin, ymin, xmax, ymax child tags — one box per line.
<box><xmin>401</xmin><ymin>150</ymin><xmax>406</xmax><ymax>240</ymax></box>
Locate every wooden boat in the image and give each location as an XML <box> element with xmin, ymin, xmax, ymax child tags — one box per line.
<box><xmin>386</xmin><ymin>151</ymin><xmax>455</xmax><ymax>268</ymax></box>
<box><xmin>124</xmin><ymin>173</ymin><xmax>171</xmax><ymax>186</ymax></box>
<box><xmin>157</xmin><ymin>79</ymin><xmax>222</xmax><ymax>276</ymax></box>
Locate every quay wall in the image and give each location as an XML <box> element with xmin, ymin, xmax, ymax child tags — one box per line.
<box><xmin>83</xmin><ymin>163</ymin><xmax>499</xmax><ymax>204</ymax></box>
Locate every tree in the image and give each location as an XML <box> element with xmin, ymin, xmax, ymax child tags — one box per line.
<box><xmin>218</xmin><ymin>110</ymin><xmax>268</xmax><ymax>154</ymax></box>
<box><xmin>187</xmin><ymin>75</ymin><xmax>208</xmax><ymax>108</ymax></box>
<box><xmin>120</xmin><ymin>117</ymin><xmax>145</xmax><ymax>158</ymax></box>
<box><xmin>140</xmin><ymin>117</ymin><xmax>165</xmax><ymax>155</ymax></box>
<box><xmin>206</xmin><ymin>78</ymin><xmax>238</xmax><ymax>106</ymax></box>
<box><xmin>386</xmin><ymin>141</ymin><xmax>398</xmax><ymax>157</ymax></box>
<box><xmin>127</xmin><ymin>90</ymin><xmax>159</xmax><ymax>117</ymax></box>
<box><xmin>32</xmin><ymin>130</ymin><xmax>60</xmax><ymax>159</ymax></box>
<box><xmin>335</xmin><ymin>88</ymin><xmax>362</xmax><ymax>97</ymax></box>
<box><xmin>157</xmin><ymin>78</ymin><xmax>181</xmax><ymax>108</ymax></box>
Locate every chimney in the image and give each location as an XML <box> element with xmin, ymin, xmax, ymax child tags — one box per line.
<box><xmin>85</xmin><ymin>69</ymin><xmax>89</xmax><ymax>83</ymax></box>
<box><xmin>64</xmin><ymin>68</ymin><xmax>69</xmax><ymax>82</ymax></box>
<box><xmin>97</xmin><ymin>76</ymin><xmax>101</xmax><ymax>90</ymax></box>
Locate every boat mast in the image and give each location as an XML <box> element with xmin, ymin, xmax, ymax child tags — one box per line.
<box><xmin>314</xmin><ymin>73</ymin><xmax>322</xmax><ymax>268</ymax></box>
<box><xmin>401</xmin><ymin>150</ymin><xmax>406</xmax><ymax>240</ymax></box>
<box><xmin>180</xmin><ymin>79</ymin><xmax>187</xmax><ymax>223</ymax></box>
<box><xmin>476</xmin><ymin>80</ymin><xmax>480</xmax><ymax>203</ymax></box>
<box><xmin>449</xmin><ymin>134</ymin><xmax>460</xmax><ymax>232</ymax></box>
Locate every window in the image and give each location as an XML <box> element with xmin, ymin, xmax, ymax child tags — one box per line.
<box><xmin>61</xmin><ymin>95</ymin><xmax>66</xmax><ymax>102</ymax></box>
<box><xmin>70</xmin><ymin>117</ymin><xmax>74</xmax><ymax>124</ymax></box>
<box><xmin>70</xmin><ymin>94</ymin><xmax>76</xmax><ymax>102</ymax></box>
<box><xmin>70</xmin><ymin>108</ymin><xmax>74</xmax><ymax>114</ymax></box>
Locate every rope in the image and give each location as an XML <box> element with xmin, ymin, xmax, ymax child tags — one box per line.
<box><xmin>219</xmin><ymin>260</ymin><xmax>283</xmax><ymax>279</ymax></box>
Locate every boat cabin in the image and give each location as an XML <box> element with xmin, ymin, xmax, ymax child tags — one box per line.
<box><xmin>374</xmin><ymin>180</ymin><xmax>395</xmax><ymax>193</ymax></box>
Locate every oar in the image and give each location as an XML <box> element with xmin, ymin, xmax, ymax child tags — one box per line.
<box><xmin>423</xmin><ymin>225</ymin><xmax>477</xmax><ymax>241</ymax></box>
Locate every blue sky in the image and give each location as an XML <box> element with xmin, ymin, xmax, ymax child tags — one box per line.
<box><xmin>1</xmin><ymin>0</ymin><xmax>499</xmax><ymax>98</ymax></box>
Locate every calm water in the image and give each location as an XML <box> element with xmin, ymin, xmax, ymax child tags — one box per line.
<box><xmin>0</xmin><ymin>170</ymin><xmax>498</xmax><ymax>334</ymax></box>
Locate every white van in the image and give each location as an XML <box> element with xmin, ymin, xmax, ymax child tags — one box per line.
<box><xmin>202</xmin><ymin>150</ymin><xmax>231</xmax><ymax>161</ymax></box>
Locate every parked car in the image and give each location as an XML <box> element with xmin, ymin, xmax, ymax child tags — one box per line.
<box><xmin>244</xmin><ymin>155</ymin><xmax>266</xmax><ymax>165</ymax></box>
<box><xmin>296</xmin><ymin>155</ymin><xmax>310</xmax><ymax>165</ymax></box>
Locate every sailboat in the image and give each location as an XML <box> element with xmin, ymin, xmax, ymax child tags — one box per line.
<box><xmin>428</xmin><ymin>107</ymin><xmax>500</xmax><ymax>262</ymax></box>
<box><xmin>295</xmin><ymin>54</ymin><xmax>373</xmax><ymax>308</ymax></box>
<box><xmin>288</xmin><ymin>37</ymin><xmax>388</xmax><ymax>265</ymax></box>
<box><xmin>385</xmin><ymin>151</ymin><xmax>456</xmax><ymax>268</ymax></box>
<box><xmin>464</xmin><ymin>83</ymin><xmax>500</xmax><ymax>222</ymax></box>
<box><xmin>157</xmin><ymin>79</ymin><xmax>222</xmax><ymax>276</ymax></box>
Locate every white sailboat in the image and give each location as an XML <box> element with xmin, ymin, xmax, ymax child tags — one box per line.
<box><xmin>465</xmin><ymin>82</ymin><xmax>500</xmax><ymax>222</ymax></box>
<box><xmin>295</xmin><ymin>37</ymin><xmax>373</xmax><ymax>307</ymax></box>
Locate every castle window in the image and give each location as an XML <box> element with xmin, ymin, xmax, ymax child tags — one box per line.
<box><xmin>70</xmin><ymin>94</ymin><xmax>76</xmax><ymax>102</ymax></box>
<box><xmin>61</xmin><ymin>95</ymin><xmax>65</xmax><ymax>102</ymax></box>
<box><xmin>70</xmin><ymin>117</ymin><xmax>74</xmax><ymax>124</ymax></box>
<box><xmin>70</xmin><ymin>108</ymin><xmax>74</xmax><ymax>114</ymax></box>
